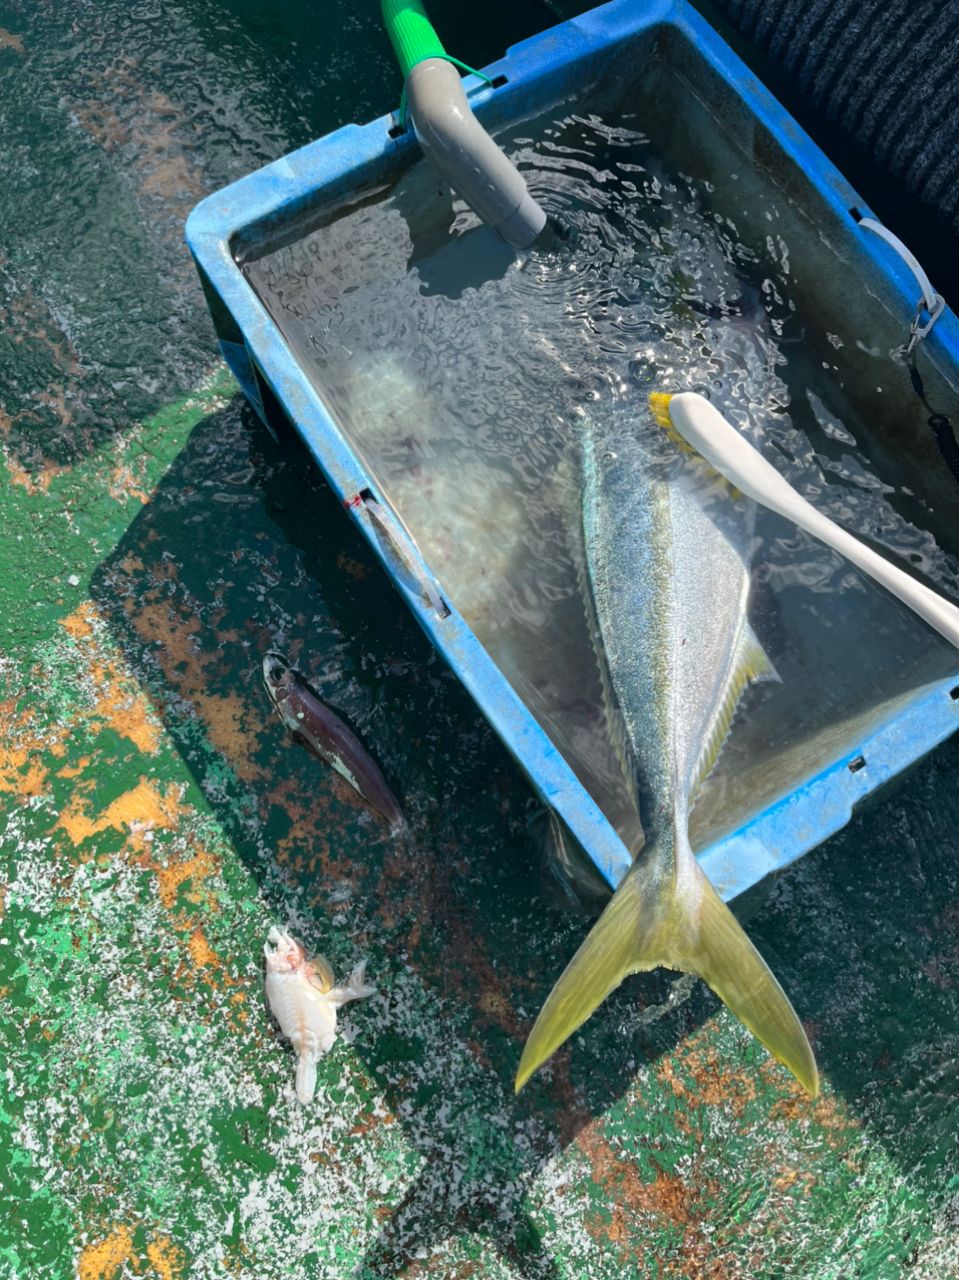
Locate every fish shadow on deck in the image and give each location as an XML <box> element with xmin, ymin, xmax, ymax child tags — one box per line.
<box><xmin>90</xmin><ymin>394</ymin><xmax>959</xmax><ymax>1273</ymax></box>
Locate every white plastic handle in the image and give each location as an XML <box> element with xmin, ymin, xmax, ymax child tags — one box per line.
<box><xmin>667</xmin><ymin>392</ymin><xmax>959</xmax><ymax>650</ymax></box>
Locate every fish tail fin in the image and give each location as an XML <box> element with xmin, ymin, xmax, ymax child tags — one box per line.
<box><xmin>515</xmin><ymin>831</ymin><xmax>818</xmax><ymax>1097</ymax></box>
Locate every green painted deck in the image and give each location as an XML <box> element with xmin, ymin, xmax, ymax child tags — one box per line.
<box><xmin>1</xmin><ymin>3</ymin><xmax>958</xmax><ymax>1277</ymax></box>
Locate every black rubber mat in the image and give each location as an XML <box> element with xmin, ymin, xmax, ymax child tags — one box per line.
<box><xmin>717</xmin><ymin>0</ymin><xmax>959</xmax><ymax>234</ymax></box>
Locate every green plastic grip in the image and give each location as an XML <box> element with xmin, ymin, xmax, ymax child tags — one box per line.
<box><xmin>381</xmin><ymin>0</ymin><xmax>447</xmax><ymax>80</ymax></box>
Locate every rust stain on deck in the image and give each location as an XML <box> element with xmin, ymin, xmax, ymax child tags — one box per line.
<box><xmin>145</xmin><ymin>1236</ymin><xmax>187</xmax><ymax>1280</ymax></box>
<box><xmin>0</xmin><ymin>701</ymin><xmax>66</xmax><ymax>798</ymax></box>
<box><xmin>56</xmin><ymin>778</ymin><xmax>186</xmax><ymax>849</ymax></box>
<box><xmin>186</xmin><ymin>926</ymin><xmax>221</xmax><ymax>971</ymax></box>
<box><xmin>76</xmin><ymin>1225</ymin><xmax>187</xmax><ymax>1280</ymax></box>
<box><xmin>119</xmin><ymin>595</ymin><xmax>267</xmax><ymax>783</ymax></box>
<box><xmin>77</xmin><ymin>1224</ymin><xmax>136</xmax><ymax>1280</ymax></box>
<box><xmin>61</xmin><ymin>605</ymin><xmax>163</xmax><ymax>754</ymax></box>
<box><xmin>144</xmin><ymin>843</ymin><xmax>221</xmax><ymax>913</ymax></box>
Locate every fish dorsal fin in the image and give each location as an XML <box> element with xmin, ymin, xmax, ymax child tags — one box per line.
<box><xmin>306</xmin><ymin>955</ymin><xmax>335</xmax><ymax>993</ymax></box>
<box><xmin>573</xmin><ymin>523</ymin><xmax>643</xmax><ymax>852</ymax></box>
<box><xmin>691</xmin><ymin>621</ymin><xmax>778</xmax><ymax>800</ymax></box>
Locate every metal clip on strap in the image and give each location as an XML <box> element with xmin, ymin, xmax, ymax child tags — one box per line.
<box><xmin>859</xmin><ymin>217</ymin><xmax>945</xmax><ymax>356</ymax></box>
<box><xmin>906</xmin><ymin>293</ymin><xmax>946</xmax><ymax>357</ymax></box>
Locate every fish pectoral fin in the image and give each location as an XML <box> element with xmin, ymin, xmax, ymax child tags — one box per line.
<box><xmin>305</xmin><ymin>955</ymin><xmax>335</xmax><ymax>993</ymax></box>
<box><xmin>515</xmin><ymin>844</ymin><xmax>817</xmax><ymax>1098</ymax></box>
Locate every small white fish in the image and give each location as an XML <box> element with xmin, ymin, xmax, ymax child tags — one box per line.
<box><xmin>263</xmin><ymin>927</ymin><xmax>375</xmax><ymax>1103</ymax></box>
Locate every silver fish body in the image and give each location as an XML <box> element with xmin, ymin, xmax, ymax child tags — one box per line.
<box><xmin>582</xmin><ymin>418</ymin><xmax>759</xmax><ymax>842</ymax></box>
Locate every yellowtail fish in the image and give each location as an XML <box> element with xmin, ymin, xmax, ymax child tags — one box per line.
<box><xmin>516</xmin><ymin>399</ymin><xmax>818</xmax><ymax>1096</ymax></box>
<box><xmin>262</xmin><ymin>652</ymin><xmax>406</xmax><ymax>835</ymax></box>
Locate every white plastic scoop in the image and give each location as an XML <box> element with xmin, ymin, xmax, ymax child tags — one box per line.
<box><xmin>651</xmin><ymin>390</ymin><xmax>959</xmax><ymax>650</ymax></box>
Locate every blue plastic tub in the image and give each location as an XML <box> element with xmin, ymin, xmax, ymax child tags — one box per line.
<box><xmin>186</xmin><ymin>0</ymin><xmax>959</xmax><ymax>901</ymax></box>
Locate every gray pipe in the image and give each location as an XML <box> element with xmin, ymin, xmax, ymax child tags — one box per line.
<box><xmin>404</xmin><ymin>58</ymin><xmax>547</xmax><ymax>250</ymax></box>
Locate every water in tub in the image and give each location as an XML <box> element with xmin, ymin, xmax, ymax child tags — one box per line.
<box><xmin>242</xmin><ymin>63</ymin><xmax>959</xmax><ymax>892</ymax></box>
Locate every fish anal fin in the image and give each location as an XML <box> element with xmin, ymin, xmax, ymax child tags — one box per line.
<box><xmin>692</xmin><ymin>621</ymin><xmax>779</xmax><ymax>799</ymax></box>
<box><xmin>515</xmin><ymin>833</ymin><xmax>817</xmax><ymax>1098</ymax></box>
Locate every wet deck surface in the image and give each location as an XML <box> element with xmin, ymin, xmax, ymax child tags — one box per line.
<box><xmin>1</xmin><ymin>3</ymin><xmax>958</xmax><ymax>1277</ymax></box>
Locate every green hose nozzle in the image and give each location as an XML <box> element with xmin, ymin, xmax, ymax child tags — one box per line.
<box><xmin>381</xmin><ymin>0</ymin><xmax>447</xmax><ymax>79</ymax></box>
<box><xmin>379</xmin><ymin>0</ymin><xmax>548</xmax><ymax>249</ymax></box>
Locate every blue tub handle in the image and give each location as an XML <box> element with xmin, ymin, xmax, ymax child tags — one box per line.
<box><xmin>363</xmin><ymin>495</ymin><xmax>450</xmax><ymax>619</ymax></box>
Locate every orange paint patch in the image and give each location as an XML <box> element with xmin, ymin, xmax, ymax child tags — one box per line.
<box><xmin>187</xmin><ymin>690</ymin><xmax>264</xmax><ymax>784</ymax></box>
<box><xmin>767</xmin><ymin>1077</ymin><xmax>858</xmax><ymax>1143</ymax></box>
<box><xmin>16</xmin><ymin>757</ymin><xmax>49</xmax><ymax>798</ymax></box>
<box><xmin>71</xmin><ymin>64</ymin><xmax>206</xmax><ymax>229</ymax></box>
<box><xmin>141</xmin><ymin>153</ymin><xmax>204</xmax><ymax>200</ymax></box>
<box><xmin>57</xmin><ymin>778</ymin><xmax>185</xmax><ymax>849</ymax></box>
<box><xmin>478</xmin><ymin>989</ymin><xmax>514</xmax><ymax>1024</ymax></box>
<box><xmin>77</xmin><ymin>1227</ymin><xmax>187</xmax><ymax>1280</ymax></box>
<box><xmin>187</xmin><ymin>926</ymin><xmax>220</xmax><ymax>970</ymax></box>
<box><xmin>5</xmin><ymin>457</ymin><xmax>44</xmax><ymax>493</ymax></box>
<box><xmin>110</xmin><ymin>463</ymin><xmax>149</xmax><ymax>505</ymax></box>
<box><xmin>128</xmin><ymin>599</ymin><xmax>267</xmax><ymax>756</ymax></box>
<box><xmin>4</xmin><ymin>453</ymin><xmax>71</xmax><ymax>494</ymax></box>
<box><xmin>35</xmin><ymin>385</ymin><xmax>73</xmax><ymax>428</ymax></box>
<box><xmin>266</xmin><ymin>776</ymin><xmax>344</xmax><ymax>881</ymax></box>
<box><xmin>147</xmin><ymin>844</ymin><xmax>220</xmax><ymax>911</ymax></box>
<box><xmin>108</xmin><ymin>460</ymin><xmax>151</xmax><ymax>506</ymax></box>
<box><xmin>139</xmin><ymin>835</ymin><xmax>235</xmax><ymax>985</ymax></box>
<box><xmin>654</xmin><ymin>1027</ymin><xmax>759</xmax><ymax>1116</ymax></box>
<box><xmin>60</xmin><ymin>609</ymin><xmax>94</xmax><ymax>641</ymax></box>
<box><xmin>576</xmin><ymin>1116</ymin><xmax>737</xmax><ymax>1275</ymax></box>
<box><xmin>77</xmin><ymin>1224</ymin><xmax>135</xmax><ymax>1280</ymax></box>
<box><xmin>145</xmin><ymin>1236</ymin><xmax>186</xmax><ymax>1280</ymax></box>
<box><xmin>60</xmin><ymin>605</ymin><xmax>162</xmax><ymax>754</ymax></box>
<box><xmin>57</xmin><ymin>755</ymin><xmax>93</xmax><ymax>779</ymax></box>
<box><xmin>128</xmin><ymin>600</ymin><xmax>202</xmax><ymax>653</ymax></box>
<box><xmin>0</xmin><ymin>702</ymin><xmax>63</xmax><ymax>798</ymax></box>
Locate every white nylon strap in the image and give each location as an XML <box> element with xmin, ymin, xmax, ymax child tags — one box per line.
<box><xmin>859</xmin><ymin>216</ymin><xmax>944</xmax><ymax>353</ymax></box>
